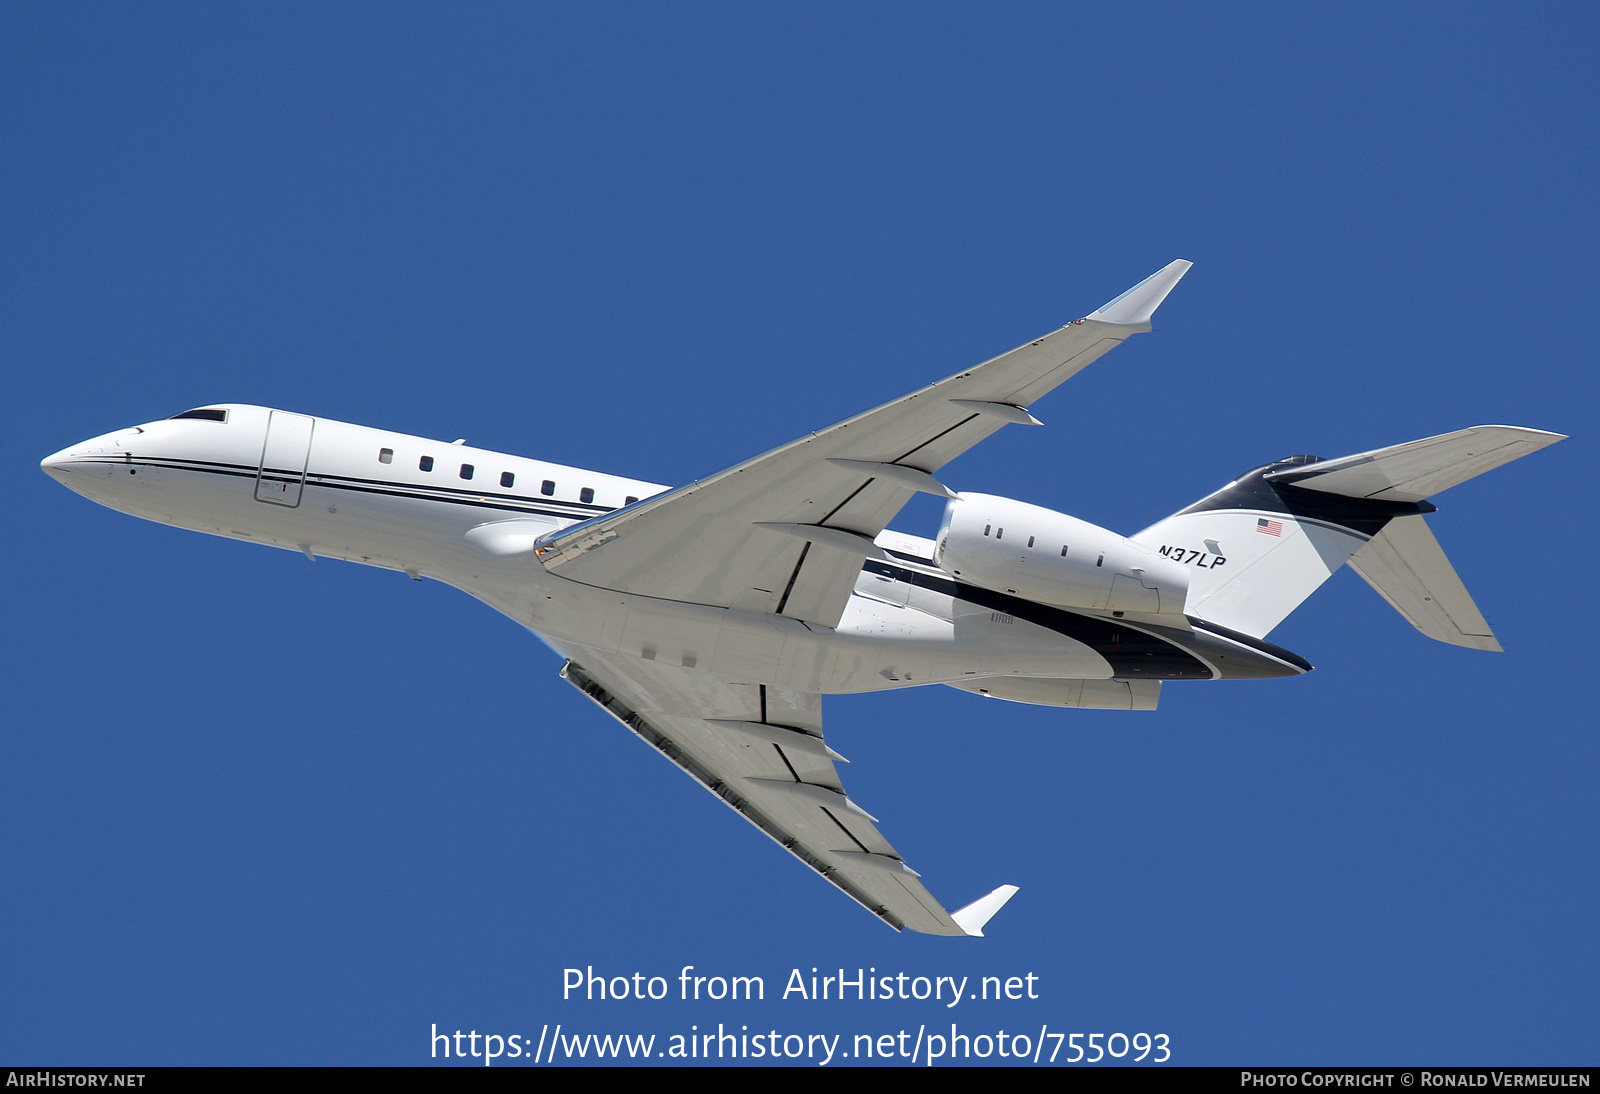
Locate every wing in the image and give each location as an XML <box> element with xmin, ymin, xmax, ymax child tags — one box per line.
<box><xmin>551</xmin><ymin>640</ymin><xmax>1017</xmax><ymax>936</ymax></box>
<box><xmin>535</xmin><ymin>260</ymin><xmax>1193</xmax><ymax>628</ymax></box>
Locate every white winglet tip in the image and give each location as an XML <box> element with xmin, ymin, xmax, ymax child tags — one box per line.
<box><xmin>1087</xmin><ymin>258</ymin><xmax>1193</xmax><ymax>326</ymax></box>
<box><xmin>950</xmin><ymin>884</ymin><xmax>1020</xmax><ymax>937</ymax></box>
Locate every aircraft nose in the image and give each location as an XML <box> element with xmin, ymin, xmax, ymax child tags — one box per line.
<box><xmin>40</xmin><ymin>444</ymin><xmax>79</xmax><ymax>482</ymax></box>
<box><xmin>41</xmin><ymin>438</ymin><xmax>117</xmax><ymax>496</ymax></box>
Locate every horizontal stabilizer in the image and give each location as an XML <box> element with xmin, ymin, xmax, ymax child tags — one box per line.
<box><xmin>1265</xmin><ymin>426</ymin><xmax>1566</xmax><ymax>502</ymax></box>
<box><xmin>1348</xmin><ymin>515</ymin><xmax>1502</xmax><ymax>651</ymax></box>
<box><xmin>950</xmin><ymin>884</ymin><xmax>1020</xmax><ymax>938</ymax></box>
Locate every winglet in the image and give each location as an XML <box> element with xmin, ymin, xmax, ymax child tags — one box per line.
<box><xmin>950</xmin><ymin>884</ymin><xmax>1020</xmax><ymax>937</ymax></box>
<box><xmin>1086</xmin><ymin>259</ymin><xmax>1193</xmax><ymax>326</ymax></box>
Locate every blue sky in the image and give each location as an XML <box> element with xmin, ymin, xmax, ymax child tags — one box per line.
<box><xmin>4</xmin><ymin>3</ymin><xmax>1596</xmax><ymax>1066</ymax></box>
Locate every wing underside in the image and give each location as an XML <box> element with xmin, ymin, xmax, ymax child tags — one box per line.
<box><xmin>552</xmin><ymin>642</ymin><xmax>1002</xmax><ymax>935</ymax></box>
<box><xmin>526</xmin><ymin>265</ymin><xmax>1194</xmax><ymax>934</ymax></box>
<box><xmin>534</xmin><ymin>261</ymin><xmax>1194</xmax><ymax>629</ymax></box>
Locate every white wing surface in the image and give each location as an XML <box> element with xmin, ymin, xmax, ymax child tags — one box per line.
<box><xmin>1348</xmin><ymin>515</ymin><xmax>1502</xmax><ymax>651</ymax></box>
<box><xmin>1264</xmin><ymin>425</ymin><xmax>1566</xmax><ymax>502</ymax></box>
<box><xmin>552</xmin><ymin>642</ymin><xmax>1016</xmax><ymax>935</ymax></box>
<box><xmin>535</xmin><ymin>261</ymin><xmax>1193</xmax><ymax>628</ymax></box>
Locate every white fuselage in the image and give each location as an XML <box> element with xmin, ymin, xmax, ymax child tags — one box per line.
<box><xmin>43</xmin><ymin>405</ymin><xmax>1300</xmax><ymax>694</ymax></box>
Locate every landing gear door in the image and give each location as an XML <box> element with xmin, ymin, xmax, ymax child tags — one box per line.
<box><xmin>255</xmin><ymin>411</ymin><xmax>315</xmax><ymax>507</ymax></box>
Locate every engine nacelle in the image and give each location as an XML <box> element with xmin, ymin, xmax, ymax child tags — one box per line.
<box><xmin>936</xmin><ymin>493</ymin><xmax>1189</xmax><ymax>615</ymax></box>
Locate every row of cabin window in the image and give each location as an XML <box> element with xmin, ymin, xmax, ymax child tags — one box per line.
<box><xmin>376</xmin><ymin>447</ymin><xmax>635</xmax><ymax>506</ymax></box>
<box><xmin>982</xmin><ymin>524</ymin><xmax>1070</xmax><ymax>556</ymax></box>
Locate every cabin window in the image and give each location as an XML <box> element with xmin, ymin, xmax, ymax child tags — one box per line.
<box><xmin>1027</xmin><ymin>535</ymin><xmax>1035</xmax><ymax>548</ymax></box>
<box><xmin>579</xmin><ymin>487</ymin><xmax>594</xmax><ymax>504</ymax></box>
<box><xmin>983</xmin><ymin>525</ymin><xmax>991</xmax><ymax>536</ymax></box>
<box><xmin>378</xmin><ymin>448</ymin><xmax>393</xmax><ymax>464</ymax></box>
<box><xmin>996</xmin><ymin>528</ymin><xmax>1004</xmax><ymax>540</ymax></box>
<box><xmin>169</xmin><ymin>408</ymin><xmax>229</xmax><ymax>423</ymax></box>
<box><xmin>500</xmin><ymin>471</ymin><xmax>514</xmax><ymax>488</ymax></box>
<box><xmin>419</xmin><ymin>456</ymin><xmax>434</xmax><ymax>472</ymax></box>
<box><xmin>541</xmin><ymin>480</ymin><xmax>555</xmax><ymax>496</ymax></box>
<box><xmin>625</xmin><ymin>495</ymin><xmax>638</xmax><ymax>505</ymax></box>
<box><xmin>460</xmin><ymin>464</ymin><xmax>475</xmax><ymax>480</ymax></box>
<box><xmin>1061</xmin><ymin>545</ymin><xmax>1069</xmax><ymax>556</ymax></box>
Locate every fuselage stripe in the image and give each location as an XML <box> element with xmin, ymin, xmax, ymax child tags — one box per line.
<box><xmin>84</xmin><ymin>455</ymin><xmax>1220</xmax><ymax>680</ymax></box>
<box><xmin>65</xmin><ymin>456</ymin><xmax>618</xmax><ymax>517</ymax></box>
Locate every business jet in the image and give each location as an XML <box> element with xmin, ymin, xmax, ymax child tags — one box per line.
<box><xmin>41</xmin><ymin>261</ymin><xmax>1564</xmax><ymax>937</ymax></box>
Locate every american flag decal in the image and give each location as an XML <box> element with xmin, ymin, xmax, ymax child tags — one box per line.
<box><xmin>1257</xmin><ymin>518</ymin><xmax>1284</xmax><ymax>537</ymax></box>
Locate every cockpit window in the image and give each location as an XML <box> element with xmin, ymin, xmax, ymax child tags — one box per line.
<box><xmin>169</xmin><ymin>408</ymin><xmax>229</xmax><ymax>423</ymax></box>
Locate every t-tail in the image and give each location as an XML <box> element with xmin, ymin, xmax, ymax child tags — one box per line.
<box><xmin>1132</xmin><ymin>426</ymin><xmax>1565</xmax><ymax>650</ymax></box>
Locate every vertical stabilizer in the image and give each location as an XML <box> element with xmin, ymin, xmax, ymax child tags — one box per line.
<box><xmin>1133</xmin><ymin>456</ymin><xmax>1409</xmax><ymax>638</ymax></box>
